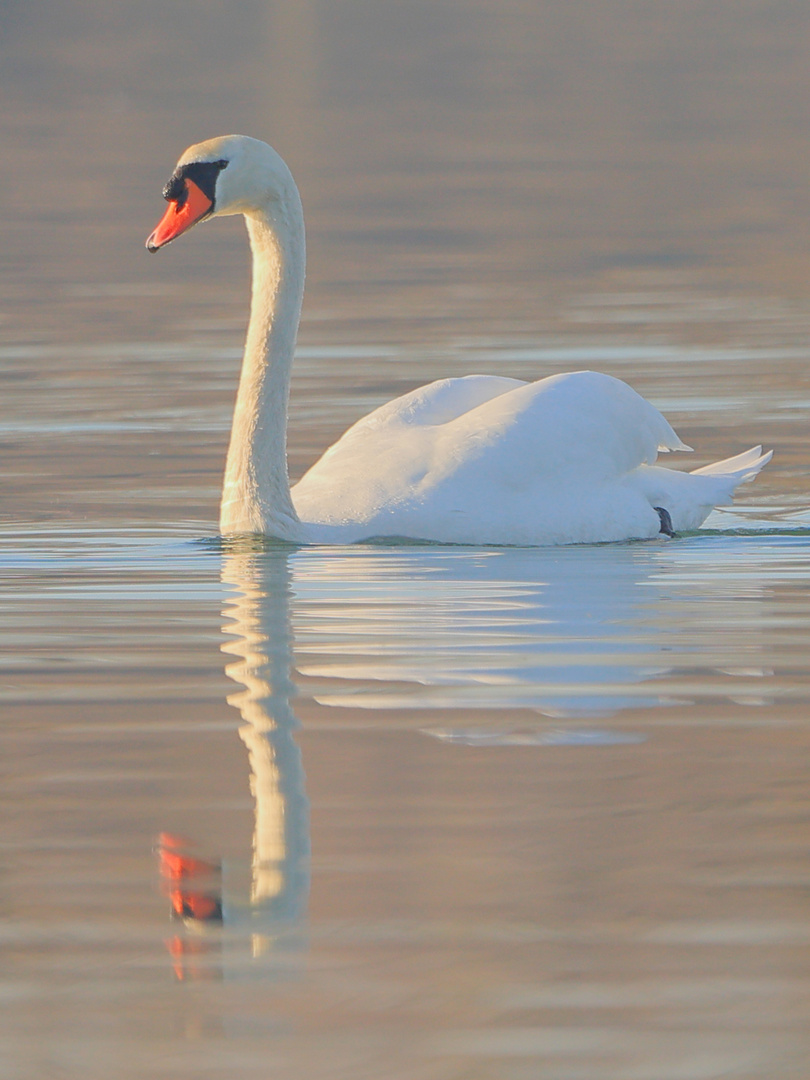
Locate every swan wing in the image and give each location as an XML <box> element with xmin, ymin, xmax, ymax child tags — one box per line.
<box><xmin>424</xmin><ymin>370</ymin><xmax>689</xmax><ymax>486</ymax></box>
<box><xmin>292</xmin><ymin>374</ymin><xmax>521</xmax><ymax>525</ymax></box>
<box><xmin>293</xmin><ymin>371</ymin><xmax>689</xmax><ymax>541</ymax></box>
<box><xmin>337</xmin><ymin>373</ymin><xmax>526</xmax><ymax>432</ymax></box>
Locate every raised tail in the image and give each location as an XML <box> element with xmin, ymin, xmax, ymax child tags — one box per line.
<box><xmin>690</xmin><ymin>445</ymin><xmax>773</xmax><ymax>485</ymax></box>
<box><xmin>642</xmin><ymin>444</ymin><xmax>772</xmax><ymax>534</ymax></box>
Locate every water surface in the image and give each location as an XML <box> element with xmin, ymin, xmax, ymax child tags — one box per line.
<box><xmin>3</xmin><ymin>2</ymin><xmax>810</xmax><ymax>1077</ymax></box>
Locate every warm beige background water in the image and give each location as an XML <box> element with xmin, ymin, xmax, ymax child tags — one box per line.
<box><xmin>3</xmin><ymin>3</ymin><xmax>810</xmax><ymax>1078</ymax></box>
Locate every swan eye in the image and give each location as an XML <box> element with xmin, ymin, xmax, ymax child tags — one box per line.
<box><xmin>162</xmin><ymin>160</ymin><xmax>229</xmax><ymax>206</ymax></box>
<box><xmin>162</xmin><ymin>173</ymin><xmax>186</xmax><ymax>204</ymax></box>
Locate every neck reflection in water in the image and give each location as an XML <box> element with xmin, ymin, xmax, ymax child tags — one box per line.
<box><xmin>222</xmin><ymin>547</ymin><xmax>310</xmax><ymax>922</ymax></box>
<box><xmin>161</xmin><ymin>545</ymin><xmax>310</xmax><ymax>977</ymax></box>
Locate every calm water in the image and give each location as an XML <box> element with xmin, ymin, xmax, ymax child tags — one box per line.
<box><xmin>4</xmin><ymin>2</ymin><xmax>810</xmax><ymax>1078</ymax></box>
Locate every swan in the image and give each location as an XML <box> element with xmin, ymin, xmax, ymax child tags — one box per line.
<box><xmin>146</xmin><ymin>135</ymin><xmax>771</xmax><ymax>545</ymax></box>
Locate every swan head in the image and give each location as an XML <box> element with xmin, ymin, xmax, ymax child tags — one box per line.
<box><xmin>146</xmin><ymin>135</ymin><xmax>297</xmax><ymax>252</ymax></box>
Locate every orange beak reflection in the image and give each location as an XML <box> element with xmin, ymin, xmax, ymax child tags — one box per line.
<box><xmin>146</xmin><ymin>178</ymin><xmax>213</xmax><ymax>251</ymax></box>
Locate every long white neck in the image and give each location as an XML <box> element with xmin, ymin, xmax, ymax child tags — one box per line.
<box><xmin>219</xmin><ymin>192</ymin><xmax>306</xmax><ymax>538</ymax></box>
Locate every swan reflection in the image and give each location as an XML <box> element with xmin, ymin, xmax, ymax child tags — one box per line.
<box><xmin>221</xmin><ymin>547</ymin><xmax>310</xmax><ymax>924</ymax></box>
<box><xmin>161</xmin><ymin>546</ymin><xmax>309</xmax><ymax>976</ymax></box>
<box><xmin>290</xmin><ymin>542</ymin><xmax>770</xmax><ymax>717</ymax></box>
<box><xmin>162</xmin><ymin>534</ymin><xmax>777</xmax><ymax>974</ymax></box>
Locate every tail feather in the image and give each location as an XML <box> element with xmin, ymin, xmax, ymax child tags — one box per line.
<box><xmin>690</xmin><ymin>445</ymin><xmax>773</xmax><ymax>484</ymax></box>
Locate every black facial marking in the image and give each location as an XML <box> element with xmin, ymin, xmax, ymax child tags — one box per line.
<box><xmin>162</xmin><ymin>158</ymin><xmax>229</xmax><ymax>207</ymax></box>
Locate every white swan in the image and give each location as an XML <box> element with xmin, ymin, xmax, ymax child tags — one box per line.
<box><xmin>147</xmin><ymin>135</ymin><xmax>771</xmax><ymax>545</ymax></box>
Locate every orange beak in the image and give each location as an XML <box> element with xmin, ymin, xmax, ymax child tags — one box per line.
<box><xmin>146</xmin><ymin>178</ymin><xmax>213</xmax><ymax>251</ymax></box>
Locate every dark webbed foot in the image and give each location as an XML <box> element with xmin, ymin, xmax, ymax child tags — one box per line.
<box><xmin>654</xmin><ymin>506</ymin><xmax>676</xmax><ymax>538</ymax></box>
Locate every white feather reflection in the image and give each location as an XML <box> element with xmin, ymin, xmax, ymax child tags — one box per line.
<box><xmin>221</xmin><ymin>548</ymin><xmax>310</xmax><ymax>945</ymax></box>
<box><xmin>288</xmin><ymin>539</ymin><xmax>779</xmax><ymax>717</ymax></box>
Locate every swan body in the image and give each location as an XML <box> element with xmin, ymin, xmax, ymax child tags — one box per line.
<box><xmin>147</xmin><ymin>135</ymin><xmax>771</xmax><ymax>545</ymax></box>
